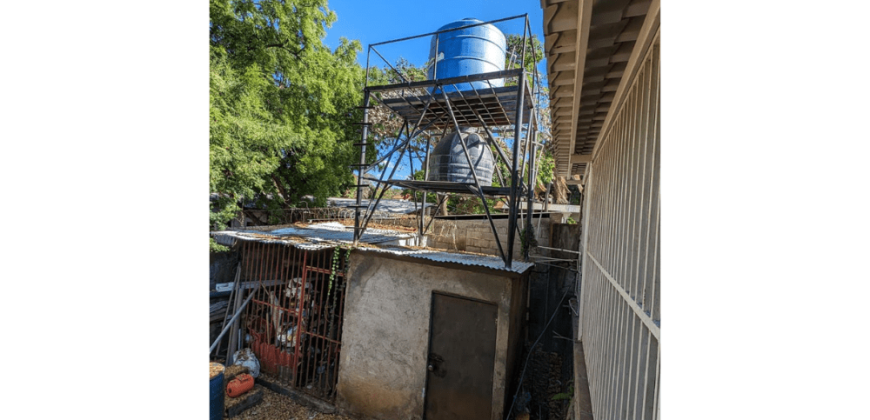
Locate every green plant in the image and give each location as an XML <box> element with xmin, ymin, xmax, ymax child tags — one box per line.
<box><xmin>210</xmin><ymin>238</ymin><xmax>230</xmax><ymax>253</ymax></box>
<box><xmin>210</xmin><ymin>0</ymin><xmax>365</xmax><ymax>243</ymax></box>
<box><xmin>328</xmin><ymin>245</ymin><xmax>341</xmax><ymax>294</ymax></box>
<box><xmin>520</xmin><ymin>226</ymin><xmax>538</xmax><ymax>255</ymax></box>
<box><xmin>566</xmin><ymin>217</ymin><xmax>577</xmax><ymax>225</ymax></box>
<box><xmin>551</xmin><ymin>383</ymin><xmax>575</xmax><ymax>401</ymax></box>
<box><xmin>537</xmin><ymin>151</ymin><xmax>555</xmax><ymax>187</ymax></box>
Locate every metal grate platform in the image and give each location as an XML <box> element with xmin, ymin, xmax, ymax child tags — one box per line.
<box><xmin>385</xmin><ymin>179</ymin><xmax>512</xmax><ymax>196</ymax></box>
<box><xmin>378</xmin><ymin>83</ymin><xmax>533</xmax><ymax>130</ymax></box>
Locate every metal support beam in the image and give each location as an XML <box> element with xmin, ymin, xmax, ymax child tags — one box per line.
<box><xmin>440</xmin><ymin>88</ymin><xmax>508</xmax><ymax>264</ymax></box>
<box><xmin>507</xmin><ymin>72</ymin><xmax>527</xmax><ymax>269</ymax></box>
<box><xmin>353</xmin><ymin>91</ymin><xmax>371</xmax><ymax>245</ymax></box>
<box><xmin>366</xmin><ymin>68</ymin><xmax>523</xmax><ymax>92</ymax></box>
<box><xmin>421</xmin><ymin>132</ymin><xmax>432</xmax><ymax>236</ymax></box>
<box><xmin>565</xmin><ymin>0</ymin><xmax>593</xmax><ymax>178</ymax></box>
<box><xmin>525</xmin><ymin>116</ymin><xmax>538</xmax><ymax>261</ymax></box>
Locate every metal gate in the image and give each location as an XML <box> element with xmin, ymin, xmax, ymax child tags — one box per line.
<box><xmin>238</xmin><ymin>241</ymin><xmax>348</xmax><ymax>403</ymax></box>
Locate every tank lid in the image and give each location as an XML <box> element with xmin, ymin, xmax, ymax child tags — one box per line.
<box><xmin>437</xmin><ymin>17</ymin><xmax>485</xmax><ymax>31</ymax></box>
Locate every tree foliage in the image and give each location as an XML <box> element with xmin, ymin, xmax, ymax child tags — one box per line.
<box><xmin>209</xmin><ymin>0</ymin><xmax>365</xmax><ymax>234</ymax></box>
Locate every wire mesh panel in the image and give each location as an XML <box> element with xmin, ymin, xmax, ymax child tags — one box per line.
<box><xmin>579</xmin><ymin>33</ymin><xmax>660</xmax><ymax>420</ymax></box>
<box><xmin>238</xmin><ymin>241</ymin><xmax>348</xmax><ymax>403</ymax></box>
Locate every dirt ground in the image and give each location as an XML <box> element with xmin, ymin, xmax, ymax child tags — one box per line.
<box><xmin>226</xmin><ymin>386</ymin><xmax>356</xmax><ymax>420</ymax></box>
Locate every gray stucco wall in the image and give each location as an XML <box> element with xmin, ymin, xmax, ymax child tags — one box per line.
<box><xmin>335</xmin><ymin>252</ymin><xmax>526</xmax><ymax>420</ymax></box>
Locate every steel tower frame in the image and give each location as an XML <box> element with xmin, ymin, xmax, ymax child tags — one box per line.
<box><xmin>351</xmin><ymin>14</ymin><xmax>544</xmax><ymax>269</ymax></box>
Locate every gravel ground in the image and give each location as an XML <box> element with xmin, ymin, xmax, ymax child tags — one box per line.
<box><xmin>226</xmin><ymin>386</ymin><xmax>356</xmax><ymax>420</ymax></box>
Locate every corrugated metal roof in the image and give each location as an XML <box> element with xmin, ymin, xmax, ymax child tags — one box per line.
<box><xmin>212</xmin><ymin>222</ymin><xmax>416</xmax><ymax>248</ymax></box>
<box><xmin>354</xmin><ymin>245</ymin><xmax>534</xmax><ymax>274</ymax></box>
<box><xmin>328</xmin><ymin>198</ymin><xmax>420</xmax><ymax>215</ymax></box>
<box><xmin>211</xmin><ymin>222</ymin><xmax>532</xmax><ymax>274</ymax></box>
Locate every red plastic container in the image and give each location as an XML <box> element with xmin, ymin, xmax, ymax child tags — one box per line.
<box><xmin>226</xmin><ymin>373</ymin><xmax>254</xmax><ymax>398</ymax></box>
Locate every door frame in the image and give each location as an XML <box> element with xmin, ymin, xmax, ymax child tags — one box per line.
<box><xmin>422</xmin><ymin>291</ymin><xmax>500</xmax><ymax>420</ymax></box>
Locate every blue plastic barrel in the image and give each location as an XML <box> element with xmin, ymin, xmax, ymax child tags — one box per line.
<box><xmin>428</xmin><ymin>18</ymin><xmax>506</xmax><ymax>93</ymax></box>
<box><xmin>210</xmin><ymin>363</ymin><xmax>225</xmax><ymax>420</ymax></box>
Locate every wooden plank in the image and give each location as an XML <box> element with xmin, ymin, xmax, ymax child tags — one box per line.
<box><xmin>549</xmin><ymin>0</ymin><xmax>578</xmax><ymax>33</ymax></box>
<box><xmin>606</xmin><ymin>62</ymin><xmax>628</xmax><ymax>78</ymax></box>
<box><xmin>551</xmin><ymin>43</ymin><xmax>577</xmax><ymax>54</ymax></box>
<box><xmin>592</xmin><ymin>0</ymin><xmax>660</xmax><ymax>161</ymax></box>
<box><xmin>615</xmin><ymin>17</ymin><xmax>645</xmax><ymax>43</ymax></box>
<box><xmin>590</xmin><ymin>0</ymin><xmax>633</xmax><ymax>26</ymax></box>
<box><xmin>553</xmin><ymin>59</ymin><xmax>577</xmax><ymax>73</ymax></box>
<box><xmin>215</xmin><ymin>279</ymin><xmax>284</xmax><ymax>291</ymax></box>
<box><xmin>552</xmin><ymin>72</ymin><xmax>576</xmax><ymax>86</ymax></box>
<box><xmin>625</xmin><ymin>0</ymin><xmax>652</xmax><ymax>17</ymax></box>
<box><xmin>255</xmin><ymin>377</ymin><xmax>337</xmax><ymax>414</ymax></box>
<box><xmin>551</xmin><ymin>15</ymin><xmax>579</xmax><ymax>33</ymax></box>
<box><xmin>565</xmin><ymin>0</ymin><xmax>594</xmax><ymax>178</ymax></box>
<box><xmin>610</xmin><ymin>42</ymin><xmax>635</xmax><ymax>63</ymax></box>
<box><xmin>545</xmin><ymin>30</ymin><xmax>563</xmax><ymax>51</ymax></box>
<box><xmin>544</xmin><ymin>3</ymin><xmax>559</xmax><ymax>27</ymax></box>
<box><xmin>602</xmin><ymin>79</ymin><xmax>621</xmax><ymax>92</ymax></box>
<box><xmin>225</xmin><ymin>386</ymin><xmax>264</xmax><ymax>418</ymax></box>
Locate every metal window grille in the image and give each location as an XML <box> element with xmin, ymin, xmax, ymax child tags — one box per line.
<box><xmin>238</xmin><ymin>241</ymin><xmax>348</xmax><ymax>403</ymax></box>
<box><xmin>579</xmin><ymin>33</ymin><xmax>660</xmax><ymax>420</ymax></box>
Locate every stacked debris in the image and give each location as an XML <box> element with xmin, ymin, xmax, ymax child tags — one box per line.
<box><xmin>518</xmin><ymin>349</ymin><xmax>569</xmax><ymax>420</ymax></box>
<box><xmin>545</xmin><ymin>352</ymin><xmax>567</xmax><ymax>420</ymax></box>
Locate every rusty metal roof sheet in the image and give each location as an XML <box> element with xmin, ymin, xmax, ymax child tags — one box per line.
<box><xmin>211</xmin><ymin>222</ymin><xmax>532</xmax><ymax>274</ymax></box>
<box><xmin>354</xmin><ymin>245</ymin><xmax>534</xmax><ymax>274</ymax></box>
<box><xmin>212</xmin><ymin>222</ymin><xmax>416</xmax><ymax>248</ymax></box>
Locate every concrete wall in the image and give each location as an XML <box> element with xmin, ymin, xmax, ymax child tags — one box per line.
<box><xmin>389</xmin><ymin>215</ymin><xmax>553</xmax><ymax>259</ymax></box>
<box><xmin>335</xmin><ymin>252</ymin><xmax>527</xmax><ymax>420</ymax></box>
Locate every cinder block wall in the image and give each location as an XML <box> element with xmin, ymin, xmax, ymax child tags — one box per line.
<box><xmin>390</xmin><ymin>216</ymin><xmax>552</xmax><ymax>259</ymax></box>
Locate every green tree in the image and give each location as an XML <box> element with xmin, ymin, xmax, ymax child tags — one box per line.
<box><xmin>209</xmin><ymin>0</ymin><xmax>365</xmax><ymax>246</ymax></box>
<box><xmin>505</xmin><ymin>34</ymin><xmax>545</xmax><ymax>87</ymax></box>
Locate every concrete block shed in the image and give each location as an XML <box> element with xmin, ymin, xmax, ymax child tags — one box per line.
<box><xmin>212</xmin><ymin>222</ymin><xmax>533</xmax><ymax>419</ymax></box>
<box><xmin>336</xmin><ymin>249</ymin><xmax>532</xmax><ymax>420</ymax></box>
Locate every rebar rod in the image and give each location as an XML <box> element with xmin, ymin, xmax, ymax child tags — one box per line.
<box><xmin>370</xmin><ymin>46</ymin><xmax>409</xmax><ymax>83</ymax></box>
<box><xmin>353</xmin><ymin>91</ymin><xmax>372</xmax><ymax>245</ymax></box>
<box><xmin>370</xmin><ymin>14</ymin><xmax>526</xmax><ymax>47</ymax></box>
<box><xmin>366</xmin><ymin>68</ymin><xmax>522</xmax><ymax>92</ymax></box>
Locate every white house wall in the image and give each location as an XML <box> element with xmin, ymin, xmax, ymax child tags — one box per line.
<box><xmin>578</xmin><ymin>30</ymin><xmax>660</xmax><ymax>420</ymax></box>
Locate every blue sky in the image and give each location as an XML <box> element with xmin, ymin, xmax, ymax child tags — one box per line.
<box><xmin>321</xmin><ymin>0</ymin><xmax>547</xmax><ymax>183</ymax></box>
<box><xmin>323</xmin><ymin>0</ymin><xmax>545</xmax><ymax>66</ymax></box>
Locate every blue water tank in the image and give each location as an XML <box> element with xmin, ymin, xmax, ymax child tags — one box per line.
<box><xmin>428</xmin><ymin>18</ymin><xmax>506</xmax><ymax>93</ymax></box>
